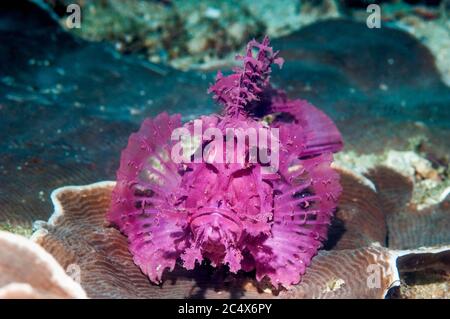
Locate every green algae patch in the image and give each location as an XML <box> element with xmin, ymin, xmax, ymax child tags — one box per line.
<box><xmin>0</xmin><ymin>223</ymin><xmax>33</xmax><ymax>238</ymax></box>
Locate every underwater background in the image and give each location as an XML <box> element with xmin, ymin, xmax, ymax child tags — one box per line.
<box><xmin>0</xmin><ymin>0</ymin><xmax>449</xmax><ymax>298</ymax></box>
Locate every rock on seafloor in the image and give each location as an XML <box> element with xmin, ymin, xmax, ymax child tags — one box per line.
<box><xmin>43</xmin><ymin>0</ymin><xmax>340</xmax><ymax>69</ymax></box>
<box><xmin>0</xmin><ymin>231</ymin><xmax>86</xmax><ymax>298</ymax></box>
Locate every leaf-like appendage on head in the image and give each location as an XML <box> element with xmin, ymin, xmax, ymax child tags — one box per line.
<box><xmin>208</xmin><ymin>36</ymin><xmax>284</xmax><ymax>118</ymax></box>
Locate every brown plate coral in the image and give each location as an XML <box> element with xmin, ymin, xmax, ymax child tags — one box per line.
<box><xmin>27</xmin><ymin>166</ymin><xmax>449</xmax><ymax>299</ymax></box>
